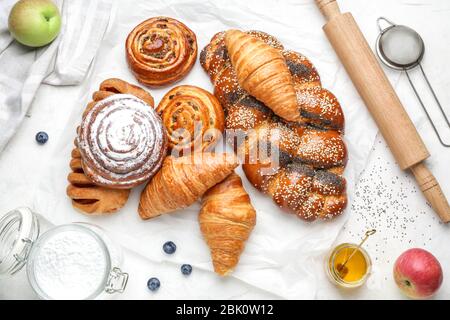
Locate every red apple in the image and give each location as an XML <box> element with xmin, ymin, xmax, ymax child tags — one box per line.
<box><xmin>393</xmin><ymin>248</ymin><xmax>443</xmax><ymax>299</ymax></box>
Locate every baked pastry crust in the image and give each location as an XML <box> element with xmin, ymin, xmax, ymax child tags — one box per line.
<box><xmin>156</xmin><ymin>85</ymin><xmax>224</xmax><ymax>155</ymax></box>
<box><xmin>67</xmin><ymin>145</ymin><xmax>130</xmax><ymax>214</ymax></box>
<box><xmin>138</xmin><ymin>152</ymin><xmax>239</xmax><ymax>219</ymax></box>
<box><xmin>201</xmin><ymin>31</ymin><xmax>347</xmax><ymax>221</ymax></box>
<box><xmin>67</xmin><ymin>78</ymin><xmax>154</xmax><ymax>214</ymax></box>
<box><xmin>78</xmin><ymin>94</ymin><xmax>167</xmax><ymax>189</ymax></box>
<box><xmin>126</xmin><ymin>17</ymin><xmax>197</xmax><ymax>87</ymax></box>
<box><xmin>199</xmin><ymin>172</ymin><xmax>256</xmax><ymax>276</ymax></box>
<box><xmin>225</xmin><ymin>30</ymin><xmax>298</xmax><ymax>122</ymax></box>
<box><xmin>84</xmin><ymin>78</ymin><xmax>155</xmax><ymax>117</ymax></box>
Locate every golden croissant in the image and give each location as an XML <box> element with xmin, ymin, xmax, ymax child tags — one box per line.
<box><xmin>224</xmin><ymin>29</ymin><xmax>298</xmax><ymax>122</ymax></box>
<box><xmin>138</xmin><ymin>152</ymin><xmax>239</xmax><ymax>219</ymax></box>
<box><xmin>199</xmin><ymin>172</ymin><xmax>256</xmax><ymax>276</ymax></box>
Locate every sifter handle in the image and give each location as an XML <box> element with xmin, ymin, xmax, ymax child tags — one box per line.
<box><xmin>410</xmin><ymin>162</ymin><xmax>450</xmax><ymax>223</ymax></box>
<box><xmin>315</xmin><ymin>0</ymin><xmax>341</xmax><ymax>21</ymax></box>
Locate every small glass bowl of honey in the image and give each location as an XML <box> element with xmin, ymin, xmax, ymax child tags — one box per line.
<box><xmin>326</xmin><ymin>243</ymin><xmax>372</xmax><ymax>288</ymax></box>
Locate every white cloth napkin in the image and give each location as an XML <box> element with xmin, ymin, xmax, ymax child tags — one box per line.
<box><xmin>0</xmin><ymin>0</ymin><xmax>115</xmax><ymax>153</ymax></box>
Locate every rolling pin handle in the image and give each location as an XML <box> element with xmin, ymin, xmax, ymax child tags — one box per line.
<box><xmin>410</xmin><ymin>162</ymin><xmax>450</xmax><ymax>223</ymax></box>
<box><xmin>315</xmin><ymin>0</ymin><xmax>341</xmax><ymax>21</ymax></box>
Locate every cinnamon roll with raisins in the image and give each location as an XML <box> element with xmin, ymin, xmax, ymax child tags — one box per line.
<box><xmin>126</xmin><ymin>17</ymin><xmax>197</xmax><ymax>87</ymax></box>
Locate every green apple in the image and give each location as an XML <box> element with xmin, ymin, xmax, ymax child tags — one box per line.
<box><xmin>8</xmin><ymin>0</ymin><xmax>61</xmax><ymax>47</ymax></box>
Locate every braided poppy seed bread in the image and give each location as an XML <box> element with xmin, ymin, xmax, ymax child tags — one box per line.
<box><xmin>201</xmin><ymin>30</ymin><xmax>348</xmax><ymax>221</ymax></box>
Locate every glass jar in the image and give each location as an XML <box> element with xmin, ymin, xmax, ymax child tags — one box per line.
<box><xmin>325</xmin><ymin>243</ymin><xmax>372</xmax><ymax>288</ymax></box>
<box><xmin>0</xmin><ymin>207</ymin><xmax>128</xmax><ymax>299</ymax></box>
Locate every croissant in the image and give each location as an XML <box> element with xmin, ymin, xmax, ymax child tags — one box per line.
<box><xmin>224</xmin><ymin>29</ymin><xmax>298</xmax><ymax>122</ymax></box>
<box><xmin>138</xmin><ymin>152</ymin><xmax>239</xmax><ymax>219</ymax></box>
<box><xmin>199</xmin><ymin>172</ymin><xmax>256</xmax><ymax>276</ymax></box>
<box><xmin>201</xmin><ymin>31</ymin><xmax>348</xmax><ymax>221</ymax></box>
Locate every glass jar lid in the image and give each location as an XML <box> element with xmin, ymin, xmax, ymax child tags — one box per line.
<box><xmin>0</xmin><ymin>207</ymin><xmax>39</xmax><ymax>277</ymax></box>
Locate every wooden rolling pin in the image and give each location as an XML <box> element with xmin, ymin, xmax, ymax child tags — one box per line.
<box><xmin>315</xmin><ymin>0</ymin><xmax>450</xmax><ymax>223</ymax></box>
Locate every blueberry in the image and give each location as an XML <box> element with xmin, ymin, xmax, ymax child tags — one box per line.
<box><xmin>181</xmin><ymin>264</ymin><xmax>192</xmax><ymax>276</ymax></box>
<box><xmin>147</xmin><ymin>277</ymin><xmax>160</xmax><ymax>291</ymax></box>
<box><xmin>163</xmin><ymin>241</ymin><xmax>176</xmax><ymax>254</ymax></box>
<box><xmin>35</xmin><ymin>131</ymin><xmax>49</xmax><ymax>144</ymax></box>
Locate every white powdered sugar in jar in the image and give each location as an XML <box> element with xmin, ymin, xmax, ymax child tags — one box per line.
<box><xmin>28</xmin><ymin>225</ymin><xmax>109</xmax><ymax>300</ymax></box>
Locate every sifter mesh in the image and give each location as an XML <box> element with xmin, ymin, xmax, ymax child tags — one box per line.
<box><xmin>379</xmin><ymin>26</ymin><xmax>424</xmax><ymax>67</ymax></box>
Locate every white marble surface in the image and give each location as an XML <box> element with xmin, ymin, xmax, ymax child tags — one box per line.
<box><xmin>1</xmin><ymin>0</ymin><xmax>450</xmax><ymax>300</ymax></box>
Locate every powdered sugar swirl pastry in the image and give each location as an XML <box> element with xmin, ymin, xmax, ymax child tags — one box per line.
<box><xmin>78</xmin><ymin>94</ymin><xmax>168</xmax><ymax>189</ymax></box>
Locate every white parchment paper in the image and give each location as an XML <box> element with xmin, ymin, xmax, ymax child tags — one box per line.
<box><xmin>31</xmin><ymin>0</ymin><xmax>379</xmax><ymax>299</ymax></box>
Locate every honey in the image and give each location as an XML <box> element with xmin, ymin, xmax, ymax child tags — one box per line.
<box><xmin>326</xmin><ymin>243</ymin><xmax>372</xmax><ymax>288</ymax></box>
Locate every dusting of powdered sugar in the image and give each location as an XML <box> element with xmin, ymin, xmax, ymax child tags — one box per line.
<box><xmin>31</xmin><ymin>227</ymin><xmax>108</xmax><ymax>300</ymax></box>
<box><xmin>78</xmin><ymin>94</ymin><xmax>166</xmax><ymax>186</ymax></box>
